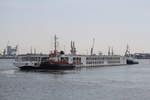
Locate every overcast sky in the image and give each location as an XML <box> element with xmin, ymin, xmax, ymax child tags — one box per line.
<box><xmin>1</xmin><ymin>0</ymin><xmax>150</xmax><ymax>55</ymax></box>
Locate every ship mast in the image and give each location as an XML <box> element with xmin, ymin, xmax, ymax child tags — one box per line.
<box><xmin>54</xmin><ymin>35</ymin><xmax>57</xmax><ymax>55</ymax></box>
<box><xmin>70</xmin><ymin>41</ymin><xmax>76</xmax><ymax>55</ymax></box>
<box><xmin>108</xmin><ymin>47</ymin><xmax>111</xmax><ymax>55</ymax></box>
<box><xmin>90</xmin><ymin>38</ymin><xmax>95</xmax><ymax>55</ymax></box>
<box><xmin>125</xmin><ymin>44</ymin><xmax>130</xmax><ymax>57</ymax></box>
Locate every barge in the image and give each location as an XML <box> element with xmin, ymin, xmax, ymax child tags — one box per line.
<box><xmin>14</xmin><ymin>35</ymin><xmax>138</xmax><ymax>70</ymax></box>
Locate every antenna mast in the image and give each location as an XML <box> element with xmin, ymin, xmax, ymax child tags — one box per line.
<box><xmin>125</xmin><ymin>44</ymin><xmax>130</xmax><ymax>57</ymax></box>
<box><xmin>54</xmin><ymin>35</ymin><xmax>57</xmax><ymax>55</ymax></box>
<box><xmin>70</xmin><ymin>41</ymin><xmax>76</xmax><ymax>55</ymax></box>
<box><xmin>108</xmin><ymin>47</ymin><xmax>111</xmax><ymax>55</ymax></box>
<box><xmin>90</xmin><ymin>38</ymin><xmax>95</xmax><ymax>55</ymax></box>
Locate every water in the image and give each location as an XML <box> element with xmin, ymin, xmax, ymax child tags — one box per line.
<box><xmin>1</xmin><ymin>59</ymin><xmax>150</xmax><ymax>100</ymax></box>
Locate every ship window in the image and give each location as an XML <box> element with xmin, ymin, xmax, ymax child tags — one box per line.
<box><xmin>61</xmin><ymin>57</ymin><xmax>68</xmax><ymax>62</ymax></box>
<box><xmin>41</xmin><ymin>57</ymin><xmax>49</xmax><ymax>62</ymax></box>
<box><xmin>73</xmin><ymin>57</ymin><xmax>81</xmax><ymax>64</ymax></box>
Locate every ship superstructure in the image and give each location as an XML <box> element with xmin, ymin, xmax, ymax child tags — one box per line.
<box><xmin>56</xmin><ymin>54</ymin><xmax>126</xmax><ymax>67</ymax></box>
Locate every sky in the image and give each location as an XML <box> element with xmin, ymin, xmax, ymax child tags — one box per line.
<box><xmin>0</xmin><ymin>0</ymin><xmax>150</xmax><ymax>55</ymax></box>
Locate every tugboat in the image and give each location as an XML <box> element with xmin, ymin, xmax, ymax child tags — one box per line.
<box><xmin>39</xmin><ymin>57</ymin><xmax>75</xmax><ymax>70</ymax></box>
<box><xmin>125</xmin><ymin>45</ymin><xmax>139</xmax><ymax>65</ymax></box>
<box><xmin>126</xmin><ymin>58</ymin><xmax>139</xmax><ymax>64</ymax></box>
<box><xmin>14</xmin><ymin>53</ymin><xmax>75</xmax><ymax>70</ymax></box>
<box><xmin>14</xmin><ymin>54</ymin><xmax>75</xmax><ymax>70</ymax></box>
<box><xmin>14</xmin><ymin>35</ymin><xmax>75</xmax><ymax>70</ymax></box>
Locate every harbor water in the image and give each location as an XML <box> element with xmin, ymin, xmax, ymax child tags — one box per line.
<box><xmin>1</xmin><ymin>59</ymin><xmax>150</xmax><ymax>100</ymax></box>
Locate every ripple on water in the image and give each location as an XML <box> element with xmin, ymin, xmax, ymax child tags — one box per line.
<box><xmin>1</xmin><ymin>59</ymin><xmax>150</xmax><ymax>100</ymax></box>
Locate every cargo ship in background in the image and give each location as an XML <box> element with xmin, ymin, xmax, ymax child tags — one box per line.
<box><xmin>14</xmin><ymin>35</ymin><xmax>138</xmax><ymax>70</ymax></box>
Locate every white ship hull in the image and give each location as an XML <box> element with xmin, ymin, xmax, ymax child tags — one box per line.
<box><xmin>14</xmin><ymin>54</ymin><xmax>127</xmax><ymax>69</ymax></box>
<box><xmin>58</xmin><ymin>55</ymin><xmax>127</xmax><ymax>67</ymax></box>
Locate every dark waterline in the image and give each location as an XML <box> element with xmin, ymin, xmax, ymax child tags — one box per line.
<box><xmin>1</xmin><ymin>59</ymin><xmax>150</xmax><ymax>100</ymax></box>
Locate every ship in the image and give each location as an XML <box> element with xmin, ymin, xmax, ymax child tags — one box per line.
<box><xmin>124</xmin><ymin>45</ymin><xmax>139</xmax><ymax>64</ymax></box>
<box><xmin>14</xmin><ymin>53</ymin><xmax>126</xmax><ymax>70</ymax></box>
<box><xmin>14</xmin><ymin>54</ymin><xmax>75</xmax><ymax>70</ymax></box>
<box><xmin>14</xmin><ymin>35</ymin><xmax>137</xmax><ymax>70</ymax></box>
<box><xmin>14</xmin><ymin>35</ymin><xmax>76</xmax><ymax>70</ymax></box>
